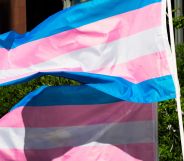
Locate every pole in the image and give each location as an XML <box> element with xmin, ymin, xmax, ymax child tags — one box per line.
<box><xmin>167</xmin><ymin>0</ymin><xmax>184</xmax><ymax>160</ymax></box>
<box><xmin>63</xmin><ymin>0</ymin><xmax>71</xmax><ymax>8</ymax></box>
<box><xmin>10</xmin><ymin>0</ymin><xmax>26</xmax><ymax>34</ymax></box>
<box><xmin>174</xmin><ymin>0</ymin><xmax>184</xmax><ymax>44</ymax></box>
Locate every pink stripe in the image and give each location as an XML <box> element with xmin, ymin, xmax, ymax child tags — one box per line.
<box><xmin>0</xmin><ymin>149</ymin><xmax>27</xmax><ymax>161</ymax></box>
<box><xmin>0</xmin><ymin>48</ymin><xmax>8</xmax><ymax>68</ymax></box>
<box><xmin>0</xmin><ymin>3</ymin><xmax>161</xmax><ymax>70</ymax></box>
<box><xmin>91</xmin><ymin>51</ymin><xmax>170</xmax><ymax>83</ymax></box>
<box><xmin>0</xmin><ymin>48</ymin><xmax>7</xmax><ymax>53</ymax></box>
<box><xmin>0</xmin><ymin>102</ymin><xmax>155</xmax><ymax>128</ymax></box>
<box><xmin>0</xmin><ymin>143</ymin><xmax>155</xmax><ymax>161</ymax></box>
<box><xmin>0</xmin><ymin>51</ymin><xmax>170</xmax><ymax>84</ymax></box>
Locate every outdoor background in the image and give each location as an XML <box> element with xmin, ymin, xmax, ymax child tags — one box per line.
<box><xmin>0</xmin><ymin>0</ymin><xmax>184</xmax><ymax>160</ymax></box>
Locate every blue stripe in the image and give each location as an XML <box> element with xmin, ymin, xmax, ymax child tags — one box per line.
<box><xmin>0</xmin><ymin>0</ymin><xmax>161</xmax><ymax>49</ymax></box>
<box><xmin>11</xmin><ymin>85</ymin><xmax>121</xmax><ymax>110</ymax></box>
<box><xmin>0</xmin><ymin>31</ymin><xmax>24</xmax><ymax>49</ymax></box>
<box><xmin>6</xmin><ymin>72</ymin><xmax>175</xmax><ymax>107</ymax></box>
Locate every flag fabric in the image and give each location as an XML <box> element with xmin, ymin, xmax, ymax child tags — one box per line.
<box><xmin>0</xmin><ymin>0</ymin><xmax>177</xmax><ymax>103</ymax></box>
<box><xmin>0</xmin><ymin>85</ymin><xmax>157</xmax><ymax>161</ymax></box>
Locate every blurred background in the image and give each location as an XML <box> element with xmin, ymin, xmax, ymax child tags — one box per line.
<box><xmin>0</xmin><ymin>0</ymin><xmax>88</xmax><ymax>33</ymax></box>
<box><xmin>0</xmin><ymin>0</ymin><xmax>183</xmax><ymax>44</ymax></box>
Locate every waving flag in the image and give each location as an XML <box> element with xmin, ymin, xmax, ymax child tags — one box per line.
<box><xmin>0</xmin><ymin>85</ymin><xmax>157</xmax><ymax>161</ymax></box>
<box><xmin>0</xmin><ymin>0</ymin><xmax>177</xmax><ymax>102</ymax></box>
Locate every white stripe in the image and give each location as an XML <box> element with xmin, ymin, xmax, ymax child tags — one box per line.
<box><xmin>0</xmin><ymin>121</ymin><xmax>155</xmax><ymax>149</ymax></box>
<box><xmin>0</xmin><ymin>26</ymin><xmax>168</xmax><ymax>81</ymax></box>
<box><xmin>0</xmin><ymin>127</ymin><xmax>25</xmax><ymax>149</ymax></box>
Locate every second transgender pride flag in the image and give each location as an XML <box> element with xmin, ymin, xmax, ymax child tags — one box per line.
<box><xmin>0</xmin><ymin>85</ymin><xmax>157</xmax><ymax>161</ymax></box>
<box><xmin>0</xmin><ymin>0</ymin><xmax>177</xmax><ymax>103</ymax></box>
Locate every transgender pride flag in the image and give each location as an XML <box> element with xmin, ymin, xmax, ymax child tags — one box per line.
<box><xmin>0</xmin><ymin>0</ymin><xmax>177</xmax><ymax>103</ymax></box>
<box><xmin>0</xmin><ymin>85</ymin><xmax>157</xmax><ymax>161</ymax></box>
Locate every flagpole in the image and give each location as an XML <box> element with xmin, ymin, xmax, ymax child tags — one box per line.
<box><xmin>167</xmin><ymin>0</ymin><xmax>184</xmax><ymax>160</ymax></box>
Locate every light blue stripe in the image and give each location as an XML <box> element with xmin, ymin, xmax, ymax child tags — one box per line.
<box><xmin>0</xmin><ymin>0</ymin><xmax>161</xmax><ymax>49</ymax></box>
<box><xmin>8</xmin><ymin>72</ymin><xmax>175</xmax><ymax>109</ymax></box>
<box><xmin>11</xmin><ymin>85</ymin><xmax>121</xmax><ymax>110</ymax></box>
